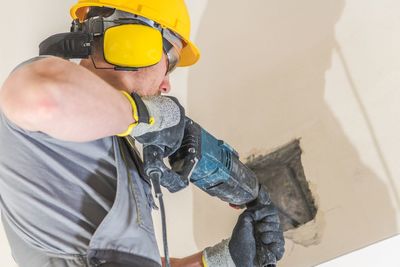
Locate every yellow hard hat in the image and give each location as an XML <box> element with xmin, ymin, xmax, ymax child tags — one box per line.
<box><xmin>70</xmin><ymin>0</ymin><xmax>200</xmax><ymax>67</ymax></box>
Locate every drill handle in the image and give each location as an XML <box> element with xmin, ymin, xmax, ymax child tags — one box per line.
<box><xmin>246</xmin><ymin>185</ymin><xmax>278</xmax><ymax>267</ymax></box>
<box><xmin>143</xmin><ymin>145</ymin><xmax>189</xmax><ymax>193</ymax></box>
<box><xmin>246</xmin><ymin>185</ymin><xmax>271</xmax><ymax>208</ymax></box>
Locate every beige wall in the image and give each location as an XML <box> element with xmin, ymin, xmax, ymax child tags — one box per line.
<box><xmin>184</xmin><ymin>0</ymin><xmax>400</xmax><ymax>266</ymax></box>
<box><xmin>0</xmin><ymin>0</ymin><xmax>399</xmax><ymax>267</ymax></box>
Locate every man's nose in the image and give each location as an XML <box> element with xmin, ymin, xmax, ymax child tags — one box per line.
<box><xmin>159</xmin><ymin>75</ymin><xmax>171</xmax><ymax>94</ymax></box>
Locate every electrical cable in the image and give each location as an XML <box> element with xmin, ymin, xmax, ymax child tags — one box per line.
<box><xmin>149</xmin><ymin>171</ymin><xmax>171</xmax><ymax>267</ymax></box>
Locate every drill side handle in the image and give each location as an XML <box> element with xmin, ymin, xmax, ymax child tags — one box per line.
<box><xmin>143</xmin><ymin>145</ymin><xmax>189</xmax><ymax>193</ymax></box>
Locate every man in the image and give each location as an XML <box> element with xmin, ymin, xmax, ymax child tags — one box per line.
<box><xmin>0</xmin><ymin>0</ymin><xmax>284</xmax><ymax>266</ymax></box>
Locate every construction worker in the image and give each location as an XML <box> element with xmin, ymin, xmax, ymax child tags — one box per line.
<box><xmin>0</xmin><ymin>1</ymin><xmax>284</xmax><ymax>266</ymax></box>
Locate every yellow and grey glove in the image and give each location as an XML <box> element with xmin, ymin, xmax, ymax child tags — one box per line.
<box><xmin>118</xmin><ymin>91</ymin><xmax>185</xmax><ymax>157</ymax></box>
<box><xmin>203</xmin><ymin>239</ymin><xmax>236</xmax><ymax>267</ymax></box>
<box><xmin>131</xmin><ymin>96</ymin><xmax>181</xmax><ymax>138</ymax></box>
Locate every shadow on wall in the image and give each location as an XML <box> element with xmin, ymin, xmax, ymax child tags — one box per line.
<box><xmin>187</xmin><ymin>0</ymin><xmax>397</xmax><ymax>266</ymax></box>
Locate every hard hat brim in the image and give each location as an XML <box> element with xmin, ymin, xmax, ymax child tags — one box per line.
<box><xmin>178</xmin><ymin>40</ymin><xmax>200</xmax><ymax>67</ymax></box>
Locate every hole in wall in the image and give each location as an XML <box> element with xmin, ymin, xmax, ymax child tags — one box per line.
<box><xmin>246</xmin><ymin>139</ymin><xmax>317</xmax><ymax>232</ymax></box>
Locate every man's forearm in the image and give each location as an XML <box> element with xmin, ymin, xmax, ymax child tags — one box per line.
<box><xmin>162</xmin><ymin>251</ymin><xmax>204</xmax><ymax>267</ymax></box>
<box><xmin>0</xmin><ymin>57</ymin><xmax>133</xmax><ymax>142</ymax></box>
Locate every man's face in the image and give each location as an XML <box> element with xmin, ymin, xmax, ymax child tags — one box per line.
<box><xmin>86</xmin><ymin>52</ymin><xmax>172</xmax><ymax>97</ymax></box>
<box><xmin>122</xmin><ymin>53</ymin><xmax>171</xmax><ymax>96</ymax></box>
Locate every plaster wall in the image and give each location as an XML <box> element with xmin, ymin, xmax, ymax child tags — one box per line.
<box><xmin>184</xmin><ymin>0</ymin><xmax>400</xmax><ymax>266</ymax></box>
<box><xmin>0</xmin><ymin>1</ymin><xmax>399</xmax><ymax>267</ymax></box>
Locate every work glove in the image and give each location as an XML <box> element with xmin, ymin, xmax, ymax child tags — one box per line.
<box><xmin>129</xmin><ymin>94</ymin><xmax>185</xmax><ymax>157</ymax></box>
<box><xmin>203</xmin><ymin>185</ymin><xmax>285</xmax><ymax>267</ymax></box>
<box><xmin>119</xmin><ymin>92</ymin><xmax>187</xmax><ymax>192</ymax></box>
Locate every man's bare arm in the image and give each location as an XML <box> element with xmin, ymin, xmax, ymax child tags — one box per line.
<box><xmin>162</xmin><ymin>252</ymin><xmax>204</xmax><ymax>267</ymax></box>
<box><xmin>0</xmin><ymin>57</ymin><xmax>133</xmax><ymax>142</ymax></box>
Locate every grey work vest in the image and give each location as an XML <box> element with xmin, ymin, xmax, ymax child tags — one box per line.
<box><xmin>0</xmin><ymin>112</ymin><xmax>161</xmax><ymax>267</ymax></box>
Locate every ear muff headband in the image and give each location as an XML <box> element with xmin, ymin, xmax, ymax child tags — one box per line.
<box><xmin>103</xmin><ymin>24</ymin><xmax>163</xmax><ymax>68</ymax></box>
<box><xmin>39</xmin><ymin>14</ymin><xmax>181</xmax><ymax>72</ymax></box>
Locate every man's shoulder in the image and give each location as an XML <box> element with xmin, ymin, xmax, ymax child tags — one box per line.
<box><xmin>12</xmin><ymin>56</ymin><xmax>51</xmax><ymax>72</ymax></box>
<box><xmin>12</xmin><ymin>56</ymin><xmax>79</xmax><ymax>73</ymax></box>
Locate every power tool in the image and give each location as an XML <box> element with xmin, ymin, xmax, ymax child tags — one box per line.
<box><xmin>142</xmin><ymin>117</ymin><xmax>279</xmax><ymax>267</ymax></box>
<box><xmin>143</xmin><ymin>117</ymin><xmax>260</xmax><ymax>205</ymax></box>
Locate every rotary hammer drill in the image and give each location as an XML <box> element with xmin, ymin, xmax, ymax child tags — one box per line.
<box><xmin>142</xmin><ymin>117</ymin><xmax>280</xmax><ymax>267</ymax></box>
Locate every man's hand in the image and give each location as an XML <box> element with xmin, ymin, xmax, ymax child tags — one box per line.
<box><xmin>229</xmin><ymin>185</ymin><xmax>285</xmax><ymax>267</ymax></box>
<box><xmin>130</xmin><ymin>95</ymin><xmax>185</xmax><ymax>157</ymax></box>
<box><xmin>125</xmin><ymin>94</ymin><xmax>187</xmax><ymax>192</ymax></box>
<box><xmin>203</xmin><ymin>185</ymin><xmax>285</xmax><ymax>267</ymax></box>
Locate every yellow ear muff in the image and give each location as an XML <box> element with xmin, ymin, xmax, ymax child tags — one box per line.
<box><xmin>103</xmin><ymin>24</ymin><xmax>163</xmax><ymax>68</ymax></box>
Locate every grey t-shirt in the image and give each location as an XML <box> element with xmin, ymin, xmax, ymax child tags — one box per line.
<box><xmin>0</xmin><ymin>111</ymin><xmax>117</xmax><ymax>255</ymax></box>
<box><xmin>0</xmin><ymin>57</ymin><xmax>161</xmax><ymax>267</ymax></box>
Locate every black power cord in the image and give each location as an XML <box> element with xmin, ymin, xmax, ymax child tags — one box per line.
<box><xmin>149</xmin><ymin>171</ymin><xmax>171</xmax><ymax>267</ymax></box>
